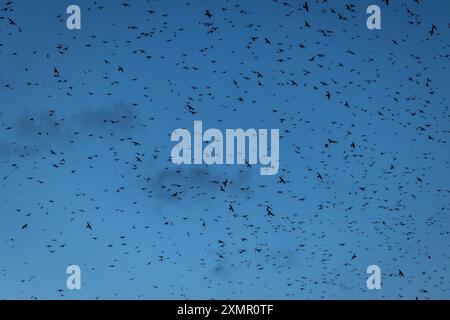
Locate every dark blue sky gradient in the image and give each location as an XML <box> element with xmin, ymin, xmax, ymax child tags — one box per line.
<box><xmin>0</xmin><ymin>0</ymin><xmax>449</xmax><ymax>299</ymax></box>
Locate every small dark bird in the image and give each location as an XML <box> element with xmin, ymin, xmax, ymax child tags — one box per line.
<box><xmin>303</xmin><ymin>1</ymin><xmax>309</xmax><ymax>12</ymax></box>
<box><xmin>204</xmin><ymin>10</ymin><xmax>213</xmax><ymax>18</ymax></box>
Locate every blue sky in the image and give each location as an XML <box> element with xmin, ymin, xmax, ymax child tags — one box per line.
<box><xmin>0</xmin><ymin>0</ymin><xmax>449</xmax><ymax>299</ymax></box>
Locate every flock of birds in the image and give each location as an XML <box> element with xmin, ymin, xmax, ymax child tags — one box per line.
<box><xmin>0</xmin><ymin>0</ymin><xmax>449</xmax><ymax>299</ymax></box>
